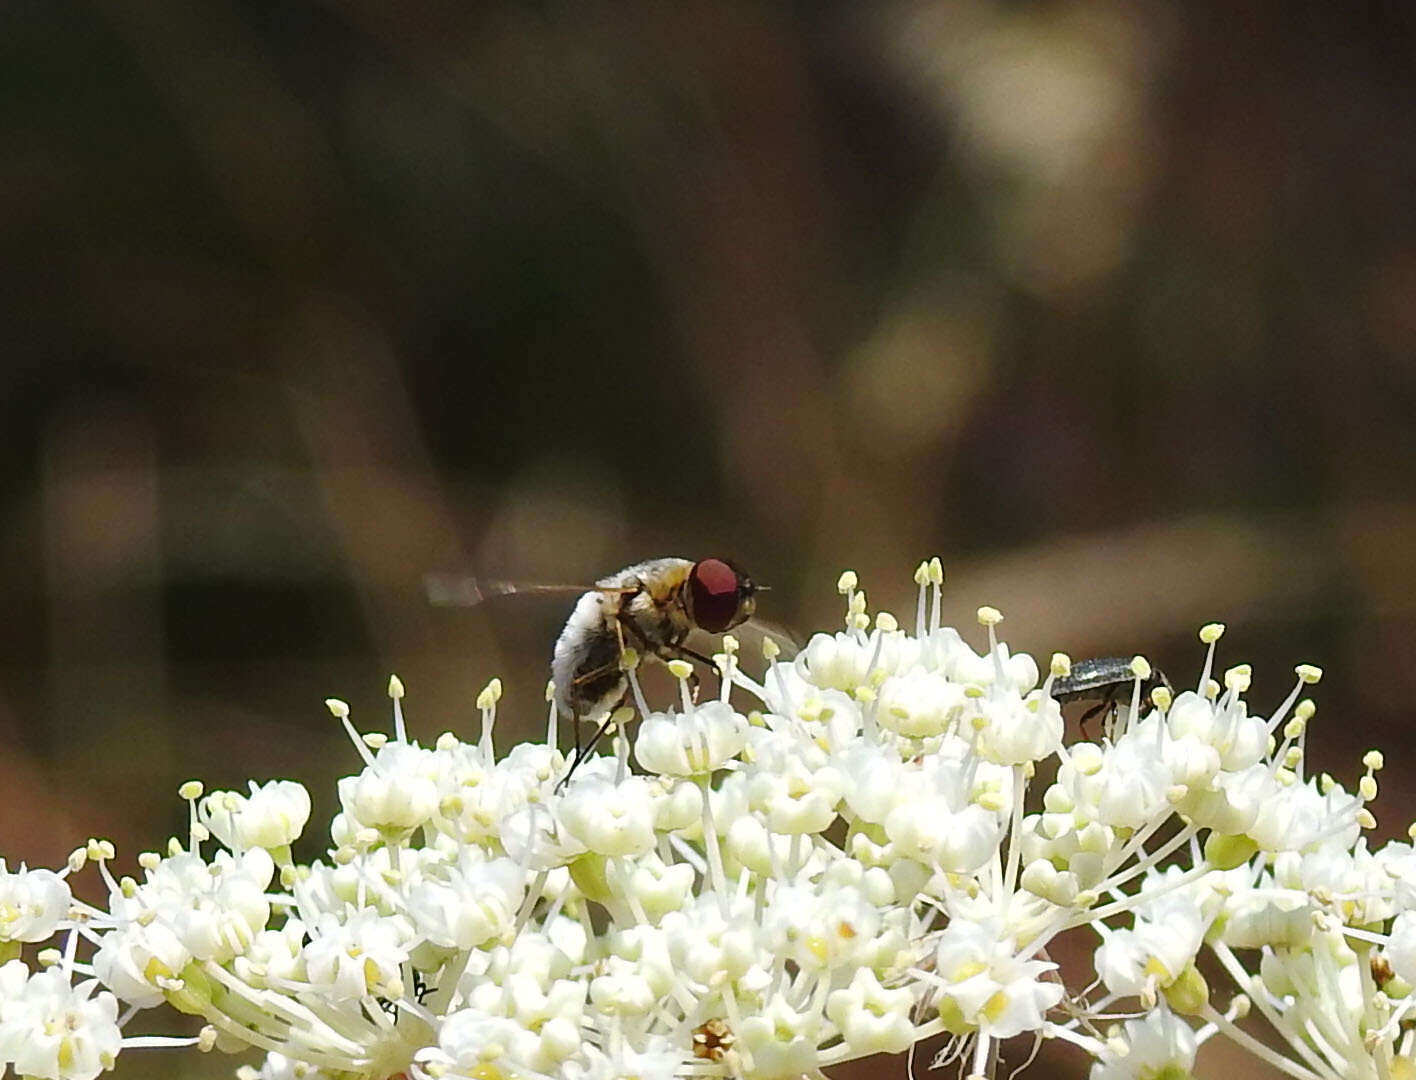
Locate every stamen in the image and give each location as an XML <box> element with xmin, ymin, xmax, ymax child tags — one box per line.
<box><xmin>387</xmin><ymin>674</ymin><xmax>406</xmax><ymax>743</ymax></box>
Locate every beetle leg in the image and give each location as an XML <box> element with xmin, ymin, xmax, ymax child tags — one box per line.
<box><xmin>1078</xmin><ymin>683</ymin><xmax>1126</xmax><ymax>738</ymax></box>
<box><xmin>1077</xmin><ymin>700</ymin><xmax>1109</xmax><ymax>738</ymax></box>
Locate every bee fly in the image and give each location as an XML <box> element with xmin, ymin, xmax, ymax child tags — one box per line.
<box><xmin>1052</xmin><ymin>656</ymin><xmax>1172</xmax><ymax>735</ymax></box>
<box><xmin>426</xmin><ymin>557</ymin><xmax>763</xmax><ymax>777</ymax></box>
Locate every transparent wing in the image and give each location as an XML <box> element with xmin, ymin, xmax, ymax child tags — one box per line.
<box><xmin>423</xmin><ymin>574</ymin><xmax>635</xmax><ymax>608</ymax></box>
<box><xmin>708</xmin><ymin>616</ymin><xmax>802</xmax><ymax>659</ymax></box>
<box><xmin>749</xmin><ymin>616</ymin><xmax>804</xmax><ymax>656</ymax></box>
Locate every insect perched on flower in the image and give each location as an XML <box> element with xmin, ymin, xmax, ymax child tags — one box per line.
<box><xmin>1051</xmin><ymin>655</ymin><xmax>1172</xmax><ymax>734</ymax></box>
<box><xmin>427</xmin><ymin>557</ymin><xmax>764</xmax><ymax>768</ymax></box>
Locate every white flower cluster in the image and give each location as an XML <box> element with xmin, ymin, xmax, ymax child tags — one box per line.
<box><xmin>4</xmin><ymin>562</ymin><xmax>1416</xmax><ymax>1080</ymax></box>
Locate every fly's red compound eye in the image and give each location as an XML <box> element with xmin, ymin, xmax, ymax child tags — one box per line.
<box><xmin>689</xmin><ymin>558</ymin><xmax>744</xmax><ymax>633</ymax></box>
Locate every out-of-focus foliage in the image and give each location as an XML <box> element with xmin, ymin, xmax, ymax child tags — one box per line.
<box><xmin>3</xmin><ymin>3</ymin><xmax>1414</xmax><ymax>1076</ymax></box>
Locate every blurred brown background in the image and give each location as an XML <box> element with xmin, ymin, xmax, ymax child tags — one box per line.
<box><xmin>4</xmin><ymin>1</ymin><xmax>1415</xmax><ymax>1077</ymax></box>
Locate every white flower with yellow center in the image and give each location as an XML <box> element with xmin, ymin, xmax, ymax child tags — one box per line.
<box><xmin>0</xmin><ymin>862</ymin><xmax>71</xmax><ymax>948</ymax></box>
<box><xmin>0</xmin><ymin>966</ymin><xmax>121</xmax><ymax>1080</ymax></box>
<box><xmin>199</xmin><ymin>780</ymin><xmax>312</xmax><ymax>852</ymax></box>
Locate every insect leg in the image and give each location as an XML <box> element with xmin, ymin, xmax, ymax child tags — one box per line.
<box><xmin>615</xmin><ymin>614</ymin><xmax>649</xmax><ymax>656</ymax></box>
<box><xmin>612</xmin><ymin>614</ymin><xmax>700</xmax><ymax>698</ymax></box>
<box><xmin>653</xmin><ymin>642</ymin><xmax>722</xmax><ymax>703</ymax></box>
<box><xmin>610</xmin><ymin>609</ymin><xmax>727</xmax><ymax>678</ymax></box>
<box><xmin>613</xmin><ymin>616</ymin><xmax>633</xmax><ymax>662</ymax></box>
<box><xmin>1077</xmin><ymin>672</ymin><xmax>1171</xmax><ymax>738</ymax></box>
<box><xmin>557</xmin><ymin>690</ymin><xmax>630</xmax><ymax>791</ymax></box>
<box><xmin>570</xmin><ymin>660</ymin><xmax>626</xmax><ymax>687</ymax></box>
<box><xmin>553</xmin><ymin>656</ymin><xmax>631</xmax><ymax>781</ymax></box>
<box><xmin>1084</xmin><ymin>682</ymin><xmax>1131</xmax><ymax>738</ymax></box>
<box><xmin>660</xmin><ymin>642</ymin><xmax>718</xmax><ymax>671</ymax></box>
<box><xmin>1076</xmin><ymin>699</ymin><xmax>1111</xmax><ymax>738</ymax></box>
<box><xmin>574</xmin><ymin>704</ymin><xmax>623</xmax><ymax>771</ymax></box>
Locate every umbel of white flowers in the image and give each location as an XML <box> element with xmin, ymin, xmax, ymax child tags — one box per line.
<box><xmin>3</xmin><ymin>561</ymin><xmax>1416</xmax><ymax>1080</ymax></box>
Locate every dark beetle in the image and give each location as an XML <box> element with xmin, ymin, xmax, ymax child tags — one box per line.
<box><xmin>1052</xmin><ymin>656</ymin><xmax>1171</xmax><ymax>735</ymax></box>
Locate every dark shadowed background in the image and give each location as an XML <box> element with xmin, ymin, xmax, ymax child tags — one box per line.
<box><xmin>4</xmin><ymin>2</ymin><xmax>1415</xmax><ymax>1077</ymax></box>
